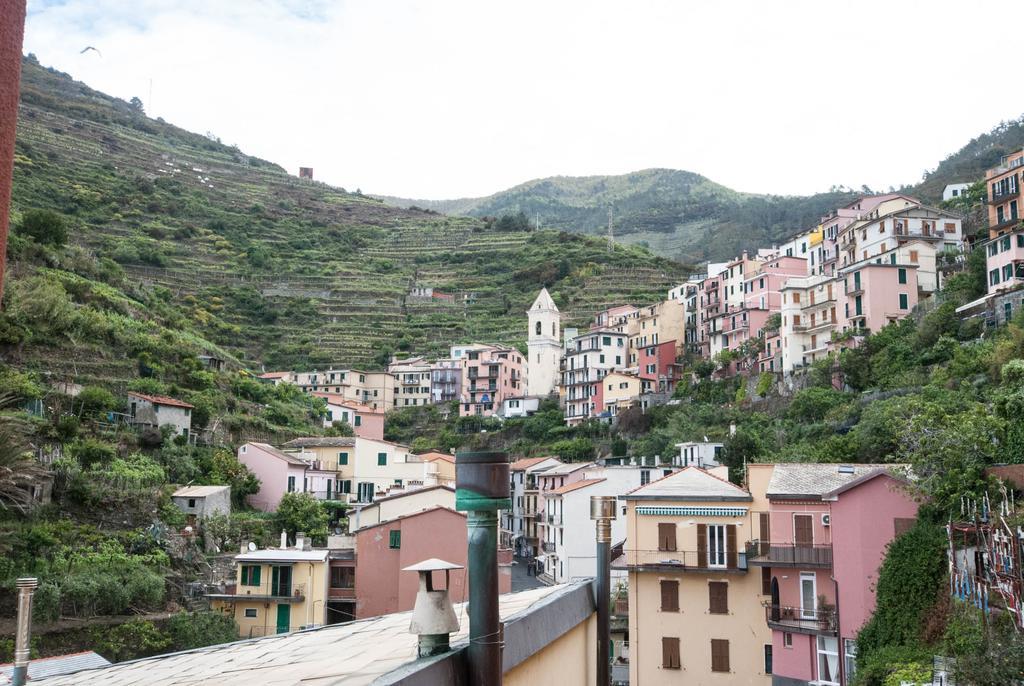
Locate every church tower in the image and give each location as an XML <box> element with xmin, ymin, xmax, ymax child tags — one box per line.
<box><xmin>527</xmin><ymin>288</ymin><xmax>561</xmax><ymax>397</ymax></box>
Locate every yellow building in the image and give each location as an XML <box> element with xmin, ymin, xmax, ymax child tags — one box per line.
<box><xmin>209</xmin><ymin>543</ymin><xmax>330</xmax><ymax>638</ymax></box>
<box><xmin>601</xmin><ymin>371</ymin><xmax>642</xmax><ymax>417</ymax></box>
<box><xmin>624</xmin><ymin>467</ymin><xmax>772</xmax><ymax>685</ymax></box>
<box><xmin>627</xmin><ymin>298</ymin><xmax>686</xmax><ymax>361</ymax></box>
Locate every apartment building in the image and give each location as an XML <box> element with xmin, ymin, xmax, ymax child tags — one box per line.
<box><xmin>674</xmin><ymin>440</ymin><xmax>723</xmax><ymax>468</ymax></box>
<box><xmin>986</xmin><ymin>148</ymin><xmax>1024</xmax><ymax>238</ymax></box>
<box><xmin>593</xmin><ymin>304</ymin><xmax>639</xmax><ymax>332</ymax></box>
<box><xmin>505</xmin><ymin>456</ymin><xmax>561</xmax><ymax>556</ymax></box>
<box><xmin>779</xmin><ymin>274</ymin><xmax>840</xmax><ymax>373</ymax></box>
<box><xmin>312</xmin><ymin>392</ymin><xmax>384</xmax><ymax>440</ymax></box>
<box><xmin>527</xmin><ymin>287</ymin><xmax>562</xmax><ymax>397</ymax></box>
<box><xmin>458</xmin><ymin>344</ymin><xmax>525</xmax><ymax>417</ymax></box>
<box><xmin>634</xmin><ymin>340</ymin><xmax>679</xmax><ymax>396</ymax></box>
<box><xmin>282</xmin><ymin>369</ymin><xmax>396</xmax><ymax>411</ymax></box>
<box><xmin>387</xmin><ymin>357</ymin><xmax>432</xmax><ymax>407</ymax></box>
<box><xmin>746</xmin><ymin>463</ymin><xmax>917</xmax><ymax>686</ymax></box>
<box><xmin>624</xmin><ymin>468</ymin><xmax>772</xmax><ymax>685</ymax></box>
<box><xmin>627</xmin><ymin>298</ymin><xmax>684</xmax><ymax>358</ymax></box>
<box><xmin>430</xmin><ymin>358</ymin><xmax>462</xmax><ymax>404</ymax></box>
<box><xmin>562</xmin><ymin>328</ymin><xmax>628</xmax><ymax>425</ymax></box>
<box><xmin>840</xmin><ymin>263</ymin><xmax>919</xmax><ymax>333</ymax></box>
<box><xmin>601</xmin><ymin>371</ymin><xmax>643</xmax><ymax>418</ymax></box>
<box><xmin>237</xmin><ymin>442</ymin><xmax>341</xmax><ymax>511</ymax></box>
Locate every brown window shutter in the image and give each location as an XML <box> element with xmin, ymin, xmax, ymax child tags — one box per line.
<box><xmin>761</xmin><ymin>567</ymin><xmax>772</xmax><ymax>596</ymax></box>
<box><xmin>662</xmin><ymin>637</ymin><xmax>681</xmax><ymax>669</ymax></box>
<box><xmin>697</xmin><ymin>523</ymin><xmax>707</xmax><ymax>566</ymax></box>
<box><xmin>794</xmin><ymin>514</ymin><xmax>813</xmax><ymax>547</ymax></box>
<box><xmin>709</xmin><ymin>581</ymin><xmax>728</xmax><ymax>614</ymax></box>
<box><xmin>726</xmin><ymin>525</ymin><xmax>737</xmax><ymax>569</ymax></box>
<box><xmin>658</xmin><ymin>522</ymin><xmax>677</xmax><ymax>552</ymax></box>
<box><xmin>660</xmin><ymin>580</ymin><xmax>679</xmax><ymax>612</ymax></box>
<box><xmin>759</xmin><ymin>512</ymin><xmax>770</xmax><ymax>545</ymax></box>
<box><xmin>711</xmin><ymin>638</ymin><xmax>730</xmax><ymax>672</ymax></box>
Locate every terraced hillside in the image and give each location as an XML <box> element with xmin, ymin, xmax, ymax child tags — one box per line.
<box><xmin>10</xmin><ymin>57</ymin><xmax>691</xmax><ymax>370</ymax></box>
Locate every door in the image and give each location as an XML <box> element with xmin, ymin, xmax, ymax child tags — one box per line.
<box><xmin>357</xmin><ymin>482</ymin><xmax>374</xmax><ymax>503</ymax></box>
<box><xmin>770</xmin><ymin>577</ymin><xmax>780</xmax><ymax>621</ymax></box>
<box><xmin>800</xmin><ymin>572</ymin><xmax>817</xmax><ymax>619</ymax></box>
<box><xmin>276</xmin><ymin>604</ymin><xmax>290</xmax><ymax>634</ymax></box>
<box><xmin>271</xmin><ymin>565</ymin><xmax>292</xmax><ymax>596</ymax></box>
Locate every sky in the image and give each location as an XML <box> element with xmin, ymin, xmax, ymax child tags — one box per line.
<box><xmin>22</xmin><ymin>0</ymin><xmax>1024</xmax><ymax>200</ymax></box>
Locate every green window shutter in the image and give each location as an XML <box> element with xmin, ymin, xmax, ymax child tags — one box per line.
<box><xmin>898</xmin><ymin>268</ymin><xmax>906</xmax><ymax>284</ymax></box>
<box><xmin>899</xmin><ymin>293</ymin><xmax>909</xmax><ymax>309</ymax></box>
<box><xmin>339</xmin><ymin>452</ymin><xmax>348</xmax><ymax>465</ymax></box>
<box><xmin>389</xmin><ymin>530</ymin><xmax>401</xmax><ymax>549</ymax></box>
<box><xmin>241</xmin><ymin>565</ymin><xmax>249</xmax><ymax>585</ymax></box>
<box><xmin>355</xmin><ymin>416</ymin><xmax>361</xmax><ymax>427</ymax></box>
<box><xmin>378</xmin><ymin>452</ymin><xmax>387</xmax><ymax>466</ymax></box>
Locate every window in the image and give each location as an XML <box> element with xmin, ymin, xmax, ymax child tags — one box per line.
<box><xmin>765</xmin><ymin>644</ymin><xmax>773</xmax><ymax>675</ymax></box>
<box><xmin>240</xmin><ymin>565</ymin><xmax>261</xmax><ymax>586</ymax></box>
<box><xmin>338</xmin><ymin>451</ymin><xmax>349</xmax><ymax>465</ymax></box>
<box><xmin>783</xmin><ymin>632</ymin><xmax>793</xmax><ymax>648</ymax></box>
<box><xmin>341</xmin><ymin>480</ymin><xmax>351</xmax><ymax>494</ymax></box>
<box><xmin>899</xmin><ymin>293</ymin><xmax>908</xmax><ymax>310</ymax></box>
<box><xmin>710</xmin><ymin>639</ymin><xmax>730</xmax><ymax>673</ymax></box>
<box><xmin>389</xmin><ymin>530</ymin><xmax>401</xmax><ymax>549</ymax></box>
<box><xmin>844</xmin><ymin>639</ymin><xmax>857</xmax><ymax>682</ymax></box>
<box><xmin>662</xmin><ymin>637</ymin><xmax>681</xmax><ymax>669</ymax></box>
<box><xmin>909</xmin><ymin>250</ymin><xmax>918</xmax><ymax>262</ymax></box>
<box><xmin>800</xmin><ymin>572</ymin><xmax>817</xmax><ymax>618</ymax></box>
<box><xmin>244</xmin><ymin>608</ymin><xmax>258</xmax><ymax>618</ymax></box>
<box><xmin>1005</xmin><ymin>264</ymin><xmax>1015</xmax><ymax>281</ymax></box>
<box><xmin>707</xmin><ymin>524</ymin><xmax>726</xmax><ymax>568</ymax></box>
<box><xmin>641</xmin><ymin>470</ymin><xmax>651</xmax><ymax>485</ymax></box>
<box><xmin>355</xmin><ymin>415</ymin><xmax>361</xmax><ymax>427</ymax></box>
<box><xmin>287</xmin><ymin>476</ymin><xmax>296</xmax><ymax>493</ymax></box>
<box><xmin>708</xmin><ymin>581</ymin><xmax>728</xmax><ymax>614</ymax></box>
<box><xmin>897</xmin><ymin>268</ymin><xmax>906</xmax><ymax>284</ymax></box>
<box><xmin>817</xmin><ymin>636</ymin><xmax>840</xmax><ymax>685</ymax></box>
<box><xmin>602</xmin><ymin>336</ymin><xmax>611</xmax><ymax>345</ymax></box>
<box><xmin>761</xmin><ymin>568</ymin><xmax>772</xmax><ymax>595</ymax></box>
<box><xmin>377</xmin><ymin>452</ymin><xmax>387</xmax><ymax>466</ymax></box>
<box><xmin>657</xmin><ymin>523</ymin><xmax>677</xmax><ymax>551</ymax></box>
<box><xmin>330</xmin><ymin>566</ymin><xmax>355</xmax><ymax>589</ymax></box>
<box><xmin>660</xmin><ymin>580</ymin><xmax>679</xmax><ymax>612</ymax></box>
<box><xmin>991</xmin><ymin>268</ymin><xmax>1001</xmax><ymax>287</ymax></box>
<box><xmin>188</xmin><ymin>498</ymin><xmax>196</xmax><ymax>508</ymax></box>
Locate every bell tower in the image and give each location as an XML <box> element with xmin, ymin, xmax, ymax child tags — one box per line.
<box><xmin>527</xmin><ymin>288</ymin><xmax>561</xmax><ymax>397</ymax></box>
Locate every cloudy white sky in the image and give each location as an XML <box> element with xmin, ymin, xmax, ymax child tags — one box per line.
<box><xmin>22</xmin><ymin>0</ymin><xmax>1024</xmax><ymax>199</ymax></box>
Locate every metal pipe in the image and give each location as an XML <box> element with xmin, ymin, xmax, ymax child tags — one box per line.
<box><xmin>456</xmin><ymin>450</ymin><xmax>510</xmax><ymax>686</ymax></box>
<box><xmin>12</xmin><ymin>577</ymin><xmax>37</xmax><ymax>686</ymax></box>
<box><xmin>591</xmin><ymin>496</ymin><xmax>616</xmax><ymax>686</ymax></box>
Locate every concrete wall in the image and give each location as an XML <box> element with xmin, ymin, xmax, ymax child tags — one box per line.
<box><xmin>172</xmin><ymin>488</ymin><xmax>230</xmax><ymax>519</ymax></box>
<box><xmin>504</xmin><ymin>613</ymin><xmax>596</xmax><ymax>686</ymax></box>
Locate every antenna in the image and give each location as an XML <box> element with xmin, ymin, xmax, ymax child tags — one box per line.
<box><xmin>607</xmin><ymin>205</ymin><xmax>614</xmax><ymax>252</ymax></box>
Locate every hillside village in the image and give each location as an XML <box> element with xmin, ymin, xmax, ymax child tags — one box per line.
<box><xmin>2</xmin><ymin>8</ymin><xmax>1024</xmax><ymax>686</ymax></box>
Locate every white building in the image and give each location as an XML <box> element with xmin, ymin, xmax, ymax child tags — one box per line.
<box><xmin>171</xmin><ymin>485</ymin><xmax>231</xmax><ymax>523</ymax></box>
<box><xmin>127</xmin><ymin>391</ymin><xmax>193</xmax><ymax>439</ymax></box>
<box><xmin>504</xmin><ymin>456</ymin><xmax>562</xmax><ymax>556</ymax></box>
<box><xmin>674</xmin><ymin>441</ymin><xmax>723</xmax><ymax>468</ymax></box>
<box><xmin>943</xmin><ymin>183</ymin><xmax>971</xmax><ymax>202</ymax></box>
<box><xmin>562</xmin><ymin>328</ymin><xmax>628</xmax><ymax>425</ymax></box>
<box><xmin>527</xmin><ymin>288</ymin><xmax>561</xmax><ymax>397</ymax></box>
<box><xmin>540</xmin><ymin>464</ymin><xmax>676</xmax><ymax>584</ymax></box>
<box><xmin>497</xmin><ymin>395</ymin><xmax>541</xmax><ymax>419</ymax></box>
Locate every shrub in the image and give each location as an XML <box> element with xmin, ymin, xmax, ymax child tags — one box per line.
<box><xmin>165</xmin><ymin>611</ymin><xmax>238</xmax><ymax>650</ymax></box>
<box><xmin>17</xmin><ymin>208</ymin><xmax>68</xmax><ymax>246</ymax></box>
<box><xmin>76</xmin><ymin>386</ymin><xmax>118</xmax><ymax>419</ymax></box>
<box><xmin>90</xmin><ymin>619</ymin><xmax>171</xmax><ymax>662</ymax></box>
<box><xmin>276</xmin><ymin>492</ymin><xmax>329</xmax><ymax>544</ymax></box>
<box><xmin>68</xmin><ymin>438</ymin><xmax>117</xmax><ymax>468</ymax></box>
<box><xmin>787</xmin><ymin>387</ymin><xmax>849</xmax><ymax>423</ymax></box>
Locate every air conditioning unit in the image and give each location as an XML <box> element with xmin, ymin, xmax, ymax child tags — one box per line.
<box><xmin>821</xmin><ymin>514</ymin><xmax>831</xmax><ymax>527</ymax></box>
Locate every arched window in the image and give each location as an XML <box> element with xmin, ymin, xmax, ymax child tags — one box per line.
<box><xmin>535</xmin><ymin>321</ymin><xmax>542</xmax><ymax>336</ymax></box>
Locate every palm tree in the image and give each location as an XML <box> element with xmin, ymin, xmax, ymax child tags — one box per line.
<box><xmin>0</xmin><ymin>394</ymin><xmax>48</xmax><ymax>514</ymax></box>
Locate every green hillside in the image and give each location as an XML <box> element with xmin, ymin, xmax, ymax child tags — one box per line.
<box><xmin>10</xmin><ymin>57</ymin><xmax>692</xmax><ymax>372</ymax></box>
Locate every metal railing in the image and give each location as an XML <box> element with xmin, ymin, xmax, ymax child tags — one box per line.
<box><xmin>764</xmin><ymin>603</ymin><xmax>837</xmax><ymax>634</ymax></box>
<box><xmin>624</xmin><ymin>549</ymin><xmax>746</xmax><ymax>571</ymax></box>
<box><xmin>746</xmin><ymin>540</ymin><xmax>833</xmax><ymax>566</ymax></box>
<box><xmin>542</xmin><ymin>541</ymin><xmax>557</xmax><ymax>553</ymax></box>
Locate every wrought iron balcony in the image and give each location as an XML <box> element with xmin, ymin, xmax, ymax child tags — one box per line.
<box><xmin>746</xmin><ymin>540</ymin><xmax>833</xmax><ymax>567</ymax></box>
<box><xmin>764</xmin><ymin>603</ymin><xmax>837</xmax><ymax>635</ymax></box>
<box><xmin>542</xmin><ymin>541</ymin><xmax>557</xmax><ymax>553</ymax></box>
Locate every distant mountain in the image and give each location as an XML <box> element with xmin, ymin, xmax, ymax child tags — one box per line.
<box><xmin>380</xmin><ymin>170</ymin><xmax>861</xmax><ymax>263</ymax></box>
<box><xmin>381</xmin><ymin>116</ymin><xmax>1024</xmax><ymax>262</ymax></box>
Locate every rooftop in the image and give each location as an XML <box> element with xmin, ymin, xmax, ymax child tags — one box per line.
<box><xmin>510</xmin><ymin>456</ymin><xmax>560</xmax><ymax>471</ymax></box>
<box><xmin>417</xmin><ymin>452</ymin><xmax>456</xmax><ymax>464</ymax></box>
<box><xmin>766</xmin><ymin>463</ymin><xmax>908</xmax><ymax>499</ymax></box>
<box><xmin>281</xmin><ymin>437</ymin><xmax>357</xmax><ymax>449</ymax></box>
<box><xmin>126</xmin><ymin>391</ymin><xmax>194</xmax><ymax>409</ymax></box>
<box><xmin>245</xmin><ymin>442</ymin><xmax>309</xmax><ymax>466</ymax></box>
<box><xmin>235</xmin><ymin>548</ymin><xmax>330</xmax><ymax>563</ymax></box>
<box><xmin>171</xmin><ymin>485</ymin><xmax>230</xmax><ymax>498</ymax></box>
<box><xmin>541</xmin><ymin>461</ymin><xmax>594</xmax><ymax>476</ymax></box>
<box><xmin>551</xmin><ymin>478</ymin><xmax>606</xmax><ymax>496</ymax></box>
<box><xmin>32</xmin><ymin>583</ymin><xmax>590</xmax><ymax>685</ymax></box>
<box><xmin>0</xmin><ymin>652</ymin><xmax>110</xmax><ymax>683</ymax></box>
<box><xmin>623</xmin><ymin>467</ymin><xmax>752</xmax><ymax>502</ymax></box>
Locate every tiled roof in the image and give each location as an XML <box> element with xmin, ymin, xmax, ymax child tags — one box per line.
<box><xmin>510</xmin><ymin>456</ymin><xmax>559</xmax><ymax>471</ymax></box>
<box><xmin>127</xmin><ymin>391</ymin><xmax>194</xmax><ymax>409</ymax></box>
<box><xmin>418</xmin><ymin>452</ymin><xmax>456</xmax><ymax>463</ymax></box>
<box><xmin>247</xmin><ymin>442</ymin><xmax>309</xmax><ymax>466</ymax></box>
<box><xmin>311</xmin><ymin>393</ymin><xmax>383</xmax><ymax>414</ymax></box>
<box><xmin>551</xmin><ymin>478</ymin><xmax>605</xmax><ymax>495</ymax></box>
<box><xmin>541</xmin><ymin>461</ymin><xmax>593</xmax><ymax>476</ymax></box>
<box><xmin>281</xmin><ymin>437</ymin><xmax>356</xmax><ymax>449</ymax></box>
<box><xmin>31</xmin><ymin>585</ymin><xmax>576</xmax><ymax>685</ymax></box>
<box><xmin>171</xmin><ymin>485</ymin><xmax>229</xmax><ymax>498</ymax></box>
<box><xmin>258</xmin><ymin>371</ymin><xmax>291</xmax><ymax>379</ymax></box>
<box><xmin>0</xmin><ymin>652</ymin><xmax>110</xmax><ymax>682</ymax></box>
<box><xmin>623</xmin><ymin>467</ymin><xmax>752</xmax><ymax>502</ymax></box>
<box><xmin>766</xmin><ymin>463</ymin><xmax>908</xmax><ymax>499</ymax></box>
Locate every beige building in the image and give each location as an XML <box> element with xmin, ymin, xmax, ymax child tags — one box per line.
<box><xmin>627</xmin><ymin>298</ymin><xmax>685</xmax><ymax>362</ymax></box>
<box><xmin>281</xmin><ymin>369</ymin><xmax>396</xmax><ymax>412</ymax></box>
<box><xmin>624</xmin><ymin>468</ymin><xmax>772</xmax><ymax>685</ymax></box>
<box><xmin>348</xmin><ymin>484</ymin><xmax>456</xmax><ymax>530</ymax></box>
<box><xmin>387</xmin><ymin>357</ymin><xmax>433</xmax><ymax>408</ymax></box>
<box><xmin>280</xmin><ymin>437</ymin><xmax>426</xmax><ymax>503</ymax></box>
<box><xmin>601</xmin><ymin>371</ymin><xmax>642</xmax><ymax>418</ymax></box>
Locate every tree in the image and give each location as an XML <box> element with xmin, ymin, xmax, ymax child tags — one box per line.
<box><xmin>76</xmin><ymin>386</ymin><xmax>117</xmax><ymax>420</ymax></box>
<box><xmin>165</xmin><ymin>611</ymin><xmax>238</xmax><ymax>650</ymax></box>
<box><xmin>206</xmin><ymin>449</ymin><xmax>260</xmax><ymax>507</ymax></box>
<box><xmin>17</xmin><ymin>209</ymin><xmax>67</xmax><ymax>246</ymax></box>
<box><xmin>275</xmin><ymin>492</ymin><xmax>329</xmax><ymax>544</ymax></box>
<box><xmin>129</xmin><ymin>96</ymin><xmax>145</xmax><ymax>113</ymax></box>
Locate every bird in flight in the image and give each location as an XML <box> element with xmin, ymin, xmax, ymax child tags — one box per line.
<box><xmin>80</xmin><ymin>46</ymin><xmax>102</xmax><ymax>57</ymax></box>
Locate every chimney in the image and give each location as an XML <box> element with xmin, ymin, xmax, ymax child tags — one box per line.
<box><xmin>590</xmin><ymin>497</ymin><xmax>616</xmax><ymax>686</ymax></box>
<box><xmin>280</xmin><ymin>530</ymin><xmax>288</xmax><ymax>548</ymax></box>
<box><xmin>456</xmin><ymin>451</ymin><xmax>511</xmax><ymax>686</ymax></box>
<box><xmin>240</xmin><ymin>540</ymin><xmax>249</xmax><ymax>554</ymax></box>
<box><xmin>295</xmin><ymin>532</ymin><xmax>306</xmax><ymax>550</ymax></box>
<box><xmin>404</xmin><ymin>558</ymin><xmax>463</xmax><ymax>657</ymax></box>
<box><xmin>11</xmin><ymin>577</ymin><xmax>37</xmax><ymax>686</ymax></box>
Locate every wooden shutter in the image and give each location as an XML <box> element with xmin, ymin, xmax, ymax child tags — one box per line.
<box><xmin>251</xmin><ymin>565</ymin><xmax>261</xmax><ymax>586</ymax></box>
<box><xmin>794</xmin><ymin>514</ymin><xmax>813</xmax><ymax>547</ymax></box>
<box><xmin>697</xmin><ymin>524</ymin><xmax>707</xmax><ymax>566</ymax></box>
<box><xmin>726</xmin><ymin>525</ymin><xmax>737</xmax><ymax>569</ymax></box>
<box><xmin>711</xmin><ymin>639</ymin><xmax>730</xmax><ymax>672</ymax></box>
<box><xmin>662</xmin><ymin>637</ymin><xmax>681</xmax><ymax>669</ymax></box>
<box><xmin>761</xmin><ymin>567</ymin><xmax>772</xmax><ymax>596</ymax></box>
<box><xmin>708</xmin><ymin>582</ymin><xmax>728</xmax><ymax>614</ymax></box>
<box><xmin>759</xmin><ymin>512</ymin><xmax>770</xmax><ymax>545</ymax></box>
<box><xmin>658</xmin><ymin>523</ymin><xmax>677</xmax><ymax>552</ymax></box>
<box><xmin>660</xmin><ymin>580</ymin><xmax>679</xmax><ymax>612</ymax></box>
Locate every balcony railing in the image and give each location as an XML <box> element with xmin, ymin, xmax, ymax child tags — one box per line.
<box><xmin>626</xmin><ymin>550</ymin><xmax>748</xmax><ymax>573</ymax></box>
<box><xmin>542</xmin><ymin>541</ymin><xmax>557</xmax><ymax>553</ymax></box>
<box><xmin>546</xmin><ymin>514</ymin><xmax>562</xmax><ymax>526</ymax></box>
<box><xmin>746</xmin><ymin>540</ymin><xmax>833</xmax><ymax>567</ymax></box>
<box><xmin>764</xmin><ymin>603</ymin><xmax>837</xmax><ymax>635</ymax></box>
<box><xmin>206</xmin><ymin>582</ymin><xmax>307</xmax><ymax>602</ymax></box>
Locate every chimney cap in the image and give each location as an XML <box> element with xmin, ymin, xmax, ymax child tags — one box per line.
<box><xmin>403</xmin><ymin>558</ymin><xmax>464</xmax><ymax>573</ymax></box>
<box><xmin>16</xmin><ymin>577</ymin><xmax>38</xmax><ymax>589</ymax></box>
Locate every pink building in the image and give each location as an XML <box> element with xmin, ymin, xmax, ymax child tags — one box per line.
<box><xmin>984</xmin><ymin>229</ymin><xmax>1024</xmax><ymax>294</ymax></box>
<box><xmin>236</xmin><ymin>442</ymin><xmax>337</xmax><ymax>512</ymax></box>
<box><xmin>743</xmin><ymin>256</ymin><xmax>808</xmax><ymax>312</ymax></box>
<box><xmin>636</xmin><ymin>339</ymin><xmax>678</xmax><ymax>395</ymax></box>
<box><xmin>841</xmin><ymin>263</ymin><xmax>919</xmax><ymax>333</ymax></box>
<box><xmin>459</xmin><ymin>345</ymin><xmax>525</xmax><ymax>417</ymax></box>
<box><xmin>352</xmin><ymin>506</ymin><xmax>511</xmax><ymax>619</ymax></box>
<box><xmin>312</xmin><ymin>392</ymin><xmax>385</xmax><ymax>440</ymax></box>
<box><xmin>750</xmin><ymin>464</ymin><xmax>917</xmax><ymax>686</ymax></box>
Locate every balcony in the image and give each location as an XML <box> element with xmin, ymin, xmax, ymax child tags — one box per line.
<box><xmin>992</xmin><ymin>214</ymin><xmax>1021</xmax><ymax>232</ymax></box>
<box><xmin>746</xmin><ymin>541</ymin><xmax>833</xmax><ymax>568</ymax></box>
<box><xmin>764</xmin><ymin>603</ymin><xmax>837</xmax><ymax>636</ymax></box>
<box><xmin>546</xmin><ymin>514</ymin><xmax>562</xmax><ymax>526</ymax></box>
<box><xmin>989</xmin><ymin>187</ymin><xmax>1020</xmax><ymax>204</ymax></box>
<box><xmin>206</xmin><ymin>582</ymin><xmax>307</xmax><ymax>603</ymax></box>
<box><xmin>542</xmin><ymin>541</ymin><xmax>557</xmax><ymax>554</ymax></box>
<box><xmin>626</xmin><ymin>550</ymin><xmax>748</xmax><ymax>573</ymax></box>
